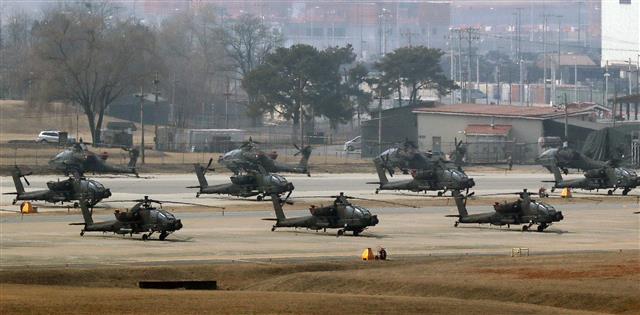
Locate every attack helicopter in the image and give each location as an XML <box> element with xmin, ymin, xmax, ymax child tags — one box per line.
<box><xmin>71</xmin><ymin>194</ymin><xmax>223</xmax><ymax>241</ymax></box>
<box><xmin>447</xmin><ymin>189</ymin><xmax>564</xmax><ymax>232</ymax></box>
<box><xmin>264</xmin><ymin>192</ymin><xmax>381</xmax><ymax>236</ymax></box>
<box><xmin>369</xmin><ymin>158</ymin><xmax>475</xmax><ymax>196</ymax></box>
<box><xmin>537</xmin><ymin>146</ymin><xmax>609</xmax><ymax>174</ymax></box>
<box><xmin>375</xmin><ymin>138</ymin><xmax>467</xmax><ymax>176</ymax></box>
<box><xmin>548</xmin><ymin>164</ymin><xmax>638</xmax><ymax>195</ymax></box>
<box><xmin>189</xmin><ymin>159</ymin><xmax>295</xmax><ymax>201</ymax></box>
<box><xmin>5</xmin><ymin>167</ymin><xmax>111</xmax><ymax>206</ymax></box>
<box><xmin>218</xmin><ymin>138</ymin><xmax>312</xmax><ymax>176</ymax></box>
<box><xmin>49</xmin><ymin>143</ymin><xmax>139</xmax><ymax>177</ymax></box>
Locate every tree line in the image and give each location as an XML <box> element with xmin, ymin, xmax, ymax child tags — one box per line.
<box><xmin>0</xmin><ymin>2</ymin><xmax>455</xmax><ymax>143</ymax></box>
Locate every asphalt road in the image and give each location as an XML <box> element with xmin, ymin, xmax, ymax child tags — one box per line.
<box><xmin>0</xmin><ymin>202</ymin><xmax>638</xmax><ymax>267</ymax></box>
<box><xmin>3</xmin><ymin>171</ymin><xmax>628</xmax><ymax>209</ymax></box>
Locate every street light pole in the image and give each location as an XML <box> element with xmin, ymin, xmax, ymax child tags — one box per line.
<box><xmin>136</xmin><ymin>87</ymin><xmax>147</xmax><ymax>164</ymax></box>
<box><xmin>574</xmin><ymin>56</ymin><xmax>578</xmax><ymax>102</ymax></box>
<box><xmin>153</xmin><ymin>71</ymin><xmax>160</xmax><ymax>150</ymax></box>
<box><xmin>377</xmin><ymin>86</ymin><xmax>383</xmax><ymax>155</ymax></box>
<box><xmin>224</xmin><ymin>77</ymin><xmax>231</xmax><ymax>129</ymax></box>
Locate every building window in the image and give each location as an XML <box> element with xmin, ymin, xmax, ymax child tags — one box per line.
<box><xmin>620</xmin><ymin>0</ymin><xmax>631</xmax><ymax>4</ymax></box>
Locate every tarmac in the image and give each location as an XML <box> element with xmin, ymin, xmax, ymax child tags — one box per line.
<box><xmin>0</xmin><ymin>171</ymin><xmax>638</xmax><ymax>268</ymax></box>
<box><xmin>0</xmin><ymin>171</ymin><xmax>620</xmax><ymax>208</ymax></box>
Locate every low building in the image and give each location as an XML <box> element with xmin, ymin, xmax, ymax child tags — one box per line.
<box><xmin>100</xmin><ymin>122</ymin><xmax>136</xmax><ymax>148</ymax></box>
<box><xmin>413</xmin><ymin>103</ymin><xmax>607</xmax><ymax>163</ymax></box>
<box><xmin>156</xmin><ymin>127</ymin><xmax>246</xmax><ymax>152</ymax></box>
<box><xmin>360</xmin><ymin>102</ymin><xmax>431</xmax><ymax>157</ymax></box>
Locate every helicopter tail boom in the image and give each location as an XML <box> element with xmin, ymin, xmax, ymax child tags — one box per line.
<box><xmin>373</xmin><ymin>160</ymin><xmax>389</xmax><ymax>185</ymax></box>
<box><xmin>10</xmin><ymin>169</ymin><xmax>25</xmax><ymax>195</ymax></box>
<box><xmin>550</xmin><ymin>164</ymin><xmax>564</xmax><ymax>185</ymax></box>
<box><xmin>270</xmin><ymin>194</ymin><xmax>286</xmax><ymax>221</ymax></box>
<box><xmin>194</xmin><ymin>164</ymin><xmax>209</xmax><ymax>188</ymax></box>
<box><xmin>452</xmin><ymin>191</ymin><xmax>468</xmax><ymax>218</ymax></box>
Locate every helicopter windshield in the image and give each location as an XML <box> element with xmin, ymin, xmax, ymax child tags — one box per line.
<box><xmin>88</xmin><ymin>181</ymin><xmax>104</xmax><ymax>190</ymax></box>
<box><xmin>157</xmin><ymin>210</ymin><xmax>175</xmax><ymax>220</ymax></box>
<box><xmin>347</xmin><ymin>205</ymin><xmax>371</xmax><ymax>217</ymax></box>
<box><xmin>270</xmin><ymin>175</ymin><xmax>287</xmax><ymax>184</ymax></box>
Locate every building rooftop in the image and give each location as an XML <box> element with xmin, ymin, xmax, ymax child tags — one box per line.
<box><xmin>413</xmin><ymin>103</ymin><xmax>597</xmax><ymax>120</ymax></box>
<box><xmin>465</xmin><ymin>124</ymin><xmax>512</xmax><ymax>136</ymax></box>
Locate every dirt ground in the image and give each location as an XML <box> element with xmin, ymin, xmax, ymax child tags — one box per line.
<box><xmin>1</xmin><ymin>251</ymin><xmax>638</xmax><ymax>314</ymax></box>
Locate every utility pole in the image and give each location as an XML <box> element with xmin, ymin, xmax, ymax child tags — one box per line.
<box><xmin>564</xmin><ymin>93</ymin><xmax>569</xmax><ymax>141</ymax></box>
<box><xmin>451</xmin><ymin>28</ymin><xmax>478</xmax><ymax>103</ymax></box>
<box><xmin>449</xmin><ymin>29</ymin><xmax>455</xmax><ymax>104</ymax></box>
<box><xmin>557</xmin><ymin>15</ymin><xmax>562</xmax><ymax>94</ymax></box>
<box><xmin>604</xmin><ymin>62</ymin><xmax>610</xmax><ymax>109</ymax></box>
<box><xmin>135</xmin><ymin>87</ymin><xmax>147</xmax><ymax>164</ymax></box>
<box><xmin>299</xmin><ymin>78</ymin><xmax>304</xmax><ymax>148</ymax></box>
<box><xmin>476</xmin><ymin>55</ymin><xmax>479</xmax><ymax>87</ymax></box>
<box><xmin>574</xmin><ymin>56</ymin><xmax>578</xmax><ymax>102</ymax></box>
<box><xmin>543</xmin><ymin>14</ymin><xmax>548</xmax><ymax>104</ymax></box>
<box><xmin>224</xmin><ymin>77</ymin><xmax>231</xmax><ymax>129</ymax></box>
<box><xmin>377</xmin><ymin>86</ymin><xmax>383</xmax><ymax>155</ymax></box>
<box><xmin>152</xmin><ymin>72</ymin><xmax>160</xmax><ymax>150</ymax></box>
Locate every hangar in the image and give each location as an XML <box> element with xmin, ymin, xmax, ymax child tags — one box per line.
<box><xmin>412</xmin><ymin>103</ymin><xmax>608</xmax><ymax>163</ymax></box>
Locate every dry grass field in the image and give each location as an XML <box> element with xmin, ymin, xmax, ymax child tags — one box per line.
<box><xmin>1</xmin><ymin>251</ymin><xmax>638</xmax><ymax>314</ymax></box>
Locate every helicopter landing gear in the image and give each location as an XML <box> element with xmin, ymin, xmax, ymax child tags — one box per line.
<box><xmin>271</xmin><ymin>226</ymin><xmax>276</xmax><ymax>232</ymax></box>
<box><xmin>454</xmin><ymin>221</ymin><xmax>459</xmax><ymax>227</ymax></box>
<box><xmin>622</xmin><ymin>188</ymin><xmax>630</xmax><ymax>196</ymax></box>
<box><xmin>196</xmin><ymin>192</ymin><xmax>200</xmax><ymax>198</ymax></box>
<box><xmin>257</xmin><ymin>195</ymin><xmax>263</xmax><ymax>201</ymax></box>
<box><xmin>80</xmin><ymin>230</ymin><xmax>85</xmax><ymax>236</ymax></box>
<box><xmin>550</xmin><ymin>187</ymin><xmax>555</xmax><ymax>193</ymax></box>
<box><xmin>522</xmin><ymin>223</ymin><xmax>533</xmax><ymax>232</ymax></box>
<box><xmin>607</xmin><ymin>189</ymin><xmax>614</xmax><ymax>195</ymax></box>
<box><xmin>142</xmin><ymin>234</ymin><xmax>149</xmax><ymax>241</ymax></box>
<box><xmin>437</xmin><ymin>191</ymin><xmax>444</xmax><ymax>197</ymax></box>
<box><xmin>337</xmin><ymin>229</ymin><xmax>344</xmax><ymax>237</ymax></box>
<box><xmin>353</xmin><ymin>230</ymin><xmax>361</xmax><ymax>236</ymax></box>
<box><xmin>537</xmin><ymin>224</ymin><xmax>548</xmax><ymax>232</ymax></box>
<box><xmin>159</xmin><ymin>231</ymin><xmax>168</xmax><ymax>241</ymax></box>
<box><xmin>375</xmin><ymin>189</ymin><xmax>379</xmax><ymax>194</ymax></box>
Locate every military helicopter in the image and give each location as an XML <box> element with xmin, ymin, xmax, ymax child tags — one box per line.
<box><xmin>369</xmin><ymin>158</ymin><xmax>475</xmax><ymax>196</ymax></box>
<box><xmin>189</xmin><ymin>159</ymin><xmax>295</xmax><ymax>201</ymax></box>
<box><xmin>548</xmin><ymin>164</ymin><xmax>638</xmax><ymax>195</ymax></box>
<box><xmin>537</xmin><ymin>146</ymin><xmax>609</xmax><ymax>174</ymax></box>
<box><xmin>447</xmin><ymin>189</ymin><xmax>564</xmax><ymax>232</ymax></box>
<box><xmin>49</xmin><ymin>143</ymin><xmax>139</xmax><ymax>177</ymax></box>
<box><xmin>263</xmin><ymin>192</ymin><xmax>381</xmax><ymax>236</ymax></box>
<box><xmin>218</xmin><ymin>138</ymin><xmax>312</xmax><ymax>176</ymax></box>
<box><xmin>71</xmin><ymin>195</ymin><xmax>223</xmax><ymax>241</ymax></box>
<box><xmin>375</xmin><ymin>138</ymin><xmax>467</xmax><ymax>176</ymax></box>
<box><xmin>5</xmin><ymin>167</ymin><xmax>111</xmax><ymax>206</ymax></box>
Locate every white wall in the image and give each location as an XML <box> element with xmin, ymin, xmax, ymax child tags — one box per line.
<box><xmin>601</xmin><ymin>0</ymin><xmax>640</xmax><ymax>67</ymax></box>
<box><xmin>415</xmin><ymin>114</ymin><xmax>544</xmax><ymax>151</ymax></box>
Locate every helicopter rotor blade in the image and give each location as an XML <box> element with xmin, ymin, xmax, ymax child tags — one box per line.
<box><xmin>105</xmin><ymin>199</ymin><xmax>225</xmax><ymax>209</ymax></box>
<box><xmin>155</xmin><ymin>200</ymin><xmax>226</xmax><ymax>209</ymax></box>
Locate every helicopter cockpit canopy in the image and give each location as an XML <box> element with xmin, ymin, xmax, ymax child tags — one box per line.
<box><xmin>345</xmin><ymin>205</ymin><xmax>372</xmax><ymax>218</ymax></box>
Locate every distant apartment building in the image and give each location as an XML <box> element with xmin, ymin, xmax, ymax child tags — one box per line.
<box><xmin>134</xmin><ymin>0</ymin><xmax>451</xmax><ymax>61</ymax></box>
<box><xmin>601</xmin><ymin>0</ymin><xmax>639</xmax><ymax>67</ymax></box>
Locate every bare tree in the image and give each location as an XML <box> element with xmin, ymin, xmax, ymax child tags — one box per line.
<box><xmin>157</xmin><ymin>5</ymin><xmax>227</xmax><ymax>128</ymax></box>
<box><xmin>30</xmin><ymin>2</ymin><xmax>157</xmax><ymax>143</ymax></box>
<box><xmin>224</xmin><ymin>14</ymin><xmax>282</xmax><ymax>78</ymax></box>
<box><xmin>0</xmin><ymin>12</ymin><xmax>34</xmax><ymax>100</ymax></box>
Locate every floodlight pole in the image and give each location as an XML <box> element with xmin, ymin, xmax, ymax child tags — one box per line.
<box><xmin>136</xmin><ymin>87</ymin><xmax>147</xmax><ymax>165</ymax></box>
<box><xmin>564</xmin><ymin>93</ymin><xmax>568</xmax><ymax>141</ymax></box>
<box><xmin>153</xmin><ymin>71</ymin><xmax>160</xmax><ymax>150</ymax></box>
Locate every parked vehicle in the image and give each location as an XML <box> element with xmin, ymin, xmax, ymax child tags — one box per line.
<box><xmin>36</xmin><ymin>131</ymin><xmax>75</xmax><ymax>144</ymax></box>
<box><xmin>344</xmin><ymin>136</ymin><xmax>362</xmax><ymax>151</ymax></box>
